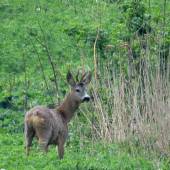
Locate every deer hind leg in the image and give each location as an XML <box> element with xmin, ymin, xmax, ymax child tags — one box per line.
<box><xmin>36</xmin><ymin>127</ymin><xmax>51</xmax><ymax>153</ymax></box>
<box><xmin>25</xmin><ymin>126</ymin><xmax>34</xmax><ymax>156</ymax></box>
<box><xmin>38</xmin><ymin>138</ymin><xmax>49</xmax><ymax>153</ymax></box>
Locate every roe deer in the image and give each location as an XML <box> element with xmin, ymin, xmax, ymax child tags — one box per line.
<box><xmin>24</xmin><ymin>69</ymin><xmax>92</xmax><ymax>159</ymax></box>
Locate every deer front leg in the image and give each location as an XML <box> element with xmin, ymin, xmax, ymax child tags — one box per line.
<box><xmin>58</xmin><ymin>143</ymin><xmax>64</xmax><ymax>159</ymax></box>
<box><xmin>57</xmin><ymin>132</ymin><xmax>67</xmax><ymax>159</ymax></box>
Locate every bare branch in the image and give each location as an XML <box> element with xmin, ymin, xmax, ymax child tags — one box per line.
<box><xmin>57</xmin><ymin>69</ymin><xmax>69</xmax><ymax>88</ymax></box>
<box><xmin>28</xmin><ymin>23</ymin><xmax>61</xmax><ymax>105</ymax></box>
<box><xmin>1</xmin><ymin>77</ymin><xmax>15</xmax><ymax>92</ymax></box>
<box><xmin>28</xmin><ymin>38</ymin><xmax>52</xmax><ymax>104</ymax></box>
<box><xmin>22</xmin><ymin>49</ymin><xmax>29</xmax><ymax>114</ymax></box>
<box><xmin>38</xmin><ymin>21</ymin><xmax>60</xmax><ymax>105</ymax></box>
<box><xmin>27</xmin><ymin>27</ymin><xmax>46</xmax><ymax>48</ymax></box>
<box><xmin>42</xmin><ymin>82</ymin><xmax>49</xmax><ymax>106</ymax></box>
<box><xmin>24</xmin><ymin>80</ymin><xmax>30</xmax><ymax>114</ymax></box>
<box><xmin>110</xmin><ymin>0</ymin><xmax>127</xmax><ymax>27</ymax></box>
<box><xmin>60</xmin><ymin>56</ymin><xmax>67</xmax><ymax>68</ymax></box>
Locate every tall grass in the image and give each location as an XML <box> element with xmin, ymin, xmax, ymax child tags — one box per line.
<box><xmin>78</xmin><ymin>31</ymin><xmax>170</xmax><ymax>160</ymax></box>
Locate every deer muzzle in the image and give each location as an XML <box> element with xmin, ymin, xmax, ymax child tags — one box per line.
<box><xmin>83</xmin><ymin>96</ymin><xmax>90</xmax><ymax>103</ymax></box>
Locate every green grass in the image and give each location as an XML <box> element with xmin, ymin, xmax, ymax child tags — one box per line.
<box><xmin>1</xmin><ymin>0</ymin><xmax>170</xmax><ymax>169</ymax></box>
<box><xmin>0</xmin><ymin>133</ymin><xmax>169</xmax><ymax>170</ymax></box>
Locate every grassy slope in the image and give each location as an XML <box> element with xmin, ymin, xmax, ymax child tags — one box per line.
<box><xmin>0</xmin><ymin>0</ymin><xmax>96</xmax><ymax>75</ymax></box>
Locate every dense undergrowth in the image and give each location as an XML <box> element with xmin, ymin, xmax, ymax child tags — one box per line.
<box><xmin>1</xmin><ymin>0</ymin><xmax>170</xmax><ymax>169</ymax></box>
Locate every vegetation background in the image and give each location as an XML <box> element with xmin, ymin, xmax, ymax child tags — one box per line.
<box><xmin>0</xmin><ymin>0</ymin><xmax>170</xmax><ymax>169</ymax></box>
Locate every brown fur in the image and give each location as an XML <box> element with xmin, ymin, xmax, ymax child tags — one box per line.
<box><xmin>24</xmin><ymin>71</ymin><xmax>92</xmax><ymax>159</ymax></box>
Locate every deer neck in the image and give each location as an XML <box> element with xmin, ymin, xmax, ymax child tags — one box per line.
<box><xmin>56</xmin><ymin>92</ymin><xmax>80</xmax><ymax>122</ymax></box>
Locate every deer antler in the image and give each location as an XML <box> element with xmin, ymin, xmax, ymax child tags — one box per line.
<box><xmin>80</xmin><ymin>68</ymin><xmax>88</xmax><ymax>82</ymax></box>
<box><xmin>71</xmin><ymin>61</ymin><xmax>79</xmax><ymax>82</ymax></box>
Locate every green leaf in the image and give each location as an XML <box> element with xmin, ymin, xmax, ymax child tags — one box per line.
<box><xmin>3</xmin><ymin>119</ymin><xmax>11</xmax><ymax>125</ymax></box>
<box><xmin>154</xmin><ymin>7</ymin><xmax>160</xmax><ymax>15</ymax></box>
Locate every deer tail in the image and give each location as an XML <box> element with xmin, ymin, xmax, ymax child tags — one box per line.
<box><xmin>32</xmin><ymin>111</ymin><xmax>44</xmax><ymax>126</ymax></box>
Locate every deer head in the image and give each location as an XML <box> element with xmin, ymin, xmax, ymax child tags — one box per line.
<box><xmin>67</xmin><ymin>70</ymin><xmax>92</xmax><ymax>103</ymax></box>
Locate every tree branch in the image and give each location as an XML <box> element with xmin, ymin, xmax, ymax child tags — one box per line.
<box><xmin>38</xmin><ymin>21</ymin><xmax>60</xmax><ymax>105</ymax></box>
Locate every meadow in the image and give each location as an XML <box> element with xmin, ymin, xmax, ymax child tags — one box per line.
<box><xmin>0</xmin><ymin>0</ymin><xmax>170</xmax><ymax>169</ymax></box>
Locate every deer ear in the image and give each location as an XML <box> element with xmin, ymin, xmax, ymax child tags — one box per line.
<box><xmin>84</xmin><ymin>72</ymin><xmax>92</xmax><ymax>85</ymax></box>
<box><xmin>67</xmin><ymin>71</ymin><xmax>75</xmax><ymax>86</ymax></box>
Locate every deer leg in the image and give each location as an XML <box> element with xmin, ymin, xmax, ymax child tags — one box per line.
<box><xmin>36</xmin><ymin>128</ymin><xmax>51</xmax><ymax>153</ymax></box>
<box><xmin>25</xmin><ymin>128</ymin><xmax>34</xmax><ymax>156</ymax></box>
<box><xmin>58</xmin><ymin>143</ymin><xmax>64</xmax><ymax>159</ymax></box>
<box><xmin>57</xmin><ymin>132</ymin><xmax>67</xmax><ymax>159</ymax></box>
<box><xmin>38</xmin><ymin>138</ymin><xmax>49</xmax><ymax>153</ymax></box>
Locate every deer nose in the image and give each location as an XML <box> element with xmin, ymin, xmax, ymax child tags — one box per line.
<box><xmin>83</xmin><ymin>96</ymin><xmax>90</xmax><ymax>102</ymax></box>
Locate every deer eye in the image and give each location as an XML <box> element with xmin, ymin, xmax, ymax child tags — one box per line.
<box><xmin>75</xmin><ymin>89</ymin><xmax>80</xmax><ymax>93</ymax></box>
